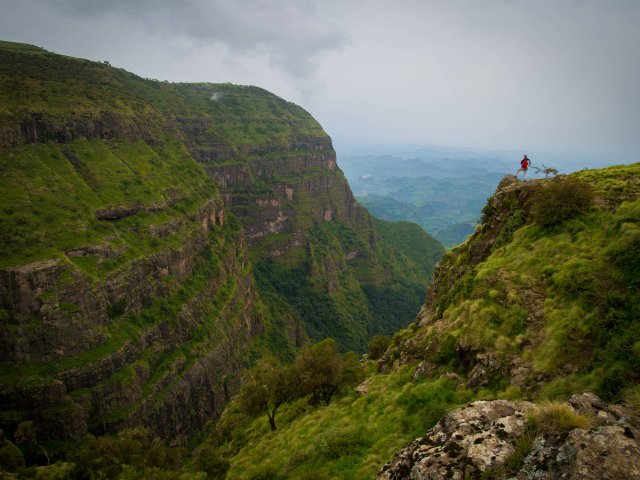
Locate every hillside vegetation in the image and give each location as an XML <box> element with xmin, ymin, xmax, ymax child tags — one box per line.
<box><xmin>385</xmin><ymin>164</ymin><xmax>640</xmax><ymax>403</ymax></box>
<box><xmin>0</xmin><ymin>38</ymin><xmax>444</xmax><ymax>467</ymax></box>
<box><xmin>191</xmin><ymin>164</ymin><xmax>640</xmax><ymax>479</ymax></box>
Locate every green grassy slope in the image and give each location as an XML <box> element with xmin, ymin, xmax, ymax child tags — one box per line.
<box><xmin>0</xmin><ymin>41</ymin><xmax>445</xmax><ymax>451</ymax></box>
<box><xmin>0</xmin><ymin>42</ymin><xmax>270</xmax><ymax>443</ymax></box>
<box><xmin>387</xmin><ymin>163</ymin><xmax>640</xmax><ymax>402</ymax></box>
<box><xmin>203</xmin><ymin>164</ymin><xmax>639</xmax><ymax>480</ymax></box>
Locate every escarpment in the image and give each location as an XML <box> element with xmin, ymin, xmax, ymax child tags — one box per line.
<box><xmin>0</xmin><ymin>186</ymin><xmax>261</xmax><ymax>443</ymax></box>
<box><xmin>0</xmin><ymin>44</ymin><xmax>265</xmax><ymax>444</ymax></box>
<box><xmin>161</xmin><ymin>85</ymin><xmax>444</xmax><ymax>353</ymax></box>
<box><xmin>0</xmin><ymin>41</ymin><xmax>445</xmax><ymax>446</ymax></box>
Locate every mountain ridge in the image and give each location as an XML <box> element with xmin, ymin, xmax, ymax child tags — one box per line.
<box><xmin>0</xmin><ymin>40</ymin><xmax>443</xmax><ymax>449</ymax></box>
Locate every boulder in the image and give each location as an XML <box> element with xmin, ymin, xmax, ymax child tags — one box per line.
<box><xmin>378</xmin><ymin>394</ymin><xmax>640</xmax><ymax>480</ymax></box>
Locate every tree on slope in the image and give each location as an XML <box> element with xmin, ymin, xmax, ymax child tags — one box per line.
<box><xmin>238</xmin><ymin>356</ymin><xmax>298</xmax><ymax>431</ymax></box>
<box><xmin>296</xmin><ymin>338</ymin><xmax>363</xmax><ymax>406</ymax></box>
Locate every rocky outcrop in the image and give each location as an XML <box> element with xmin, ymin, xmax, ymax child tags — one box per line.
<box><xmin>378</xmin><ymin>394</ymin><xmax>640</xmax><ymax>480</ymax></box>
<box><xmin>0</xmin><ymin>112</ymin><xmax>164</xmax><ymax>149</ymax></box>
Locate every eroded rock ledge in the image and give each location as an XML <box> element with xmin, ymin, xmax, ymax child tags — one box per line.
<box><xmin>378</xmin><ymin>393</ymin><xmax>640</xmax><ymax>480</ymax></box>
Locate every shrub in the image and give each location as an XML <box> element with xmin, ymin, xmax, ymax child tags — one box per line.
<box><xmin>317</xmin><ymin>427</ymin><xmax>372</xmax><ymax>459</ymax></box>
<box><xmin>249</xmin><ymin>466</ymin><xmax>287</xmax><ymax>480</ymax></box>
<box><xmin>192</xmin><ymin>444</ymin><xmax>230</xmax><ymax>479</ymax></box>
<box><xmin>494</xmin><ymin>208</ymin><xmax>526</xmax><ymax>248</ymax></box>
<box><xmin>368</xmin><ymin>335</ymin><xmax>391</xmax><ymax>360</ymax></box>
<box><xmin>527</xmin><ymin>401</ymin><xmax>591</xmax><ymax>434</ymax></box>
<box><xmin>531</xmin><ymin>177</ymin><xmax>594</xmax><ymax>227</ymax></box>
<box><xmin>0</xmin><ymin>438</ymin><xmax>25</xmax><ymax>472</ymax></box>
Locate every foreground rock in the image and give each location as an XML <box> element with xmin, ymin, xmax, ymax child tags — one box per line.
<box><xmin>377</xmin><ymin>393</ymin><xmax>640</xmax><ymax>480</ymax></box>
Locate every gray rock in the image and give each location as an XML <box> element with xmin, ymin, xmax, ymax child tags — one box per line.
<box><xmin>378</xmin><ymin>395</ymin><xmax>640</xmax><ymax>480</ymax></box>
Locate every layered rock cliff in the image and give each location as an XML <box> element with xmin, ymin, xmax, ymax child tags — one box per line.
<box><xmin>0</xmin><ymin>40</ymin><xmax>444</xmax><ymax>446</ymax></box>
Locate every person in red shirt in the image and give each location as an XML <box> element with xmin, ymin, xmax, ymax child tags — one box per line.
<box><xmin>516</xmin><ymin>154</ymin><xmax>531</xmax><ymax>181</ymax></box>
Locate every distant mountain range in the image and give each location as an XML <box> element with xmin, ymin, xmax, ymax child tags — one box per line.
<box><xmin>338</xmin><ymin>151</ymin><xmax>511</xmax><ymax>247</ymax></box>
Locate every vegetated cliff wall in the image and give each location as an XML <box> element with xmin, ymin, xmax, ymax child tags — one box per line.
<box><xmin>0</xmin><ymin>158</ymin><xmax>261</xmax><ymax>444</ymax></box>
<box><xmin>0</xmin><ymin>41</ymin><xmax>444</xmax><ymax>446</ymax></box>
<box><xmin>381</xmin><ymin>164</ymin><xmax>640</xmax><ymax>401</ymax></box>
<box><xmin>0</xmin><ymin>43</ymin><xmax>265</xmax><ymax>445</ymax></box>
<box><xmin>167</xmin><ymin>82</ymin><xmax>444</xmax><ymax>353</ymax></box>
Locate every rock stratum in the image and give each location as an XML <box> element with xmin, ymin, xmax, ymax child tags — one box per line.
<box><xmin>0</xmin><ymin>41</ymin><xmax>443</xmax><ymax>445</ymax></box>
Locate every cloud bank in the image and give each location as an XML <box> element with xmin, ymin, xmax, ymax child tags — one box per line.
<box><xmin>49</xmin><ymin>0</ymin><xmax>349</xmax><ymax>86</ymax></box>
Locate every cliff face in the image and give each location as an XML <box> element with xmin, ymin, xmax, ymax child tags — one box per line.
<box><xmin>0</xmin><ymin>41</ymin><xmax>444</xmax><ymax>445</ymax></box>
<box><xmin>0</xmin><ymin>44</ymin><xmax>262</xmax><ymax>444</ymax></box>
<box><xmin>161</xmin><ymin>85</ymin><xmax>444</xmax><ymax>353</ymax></box>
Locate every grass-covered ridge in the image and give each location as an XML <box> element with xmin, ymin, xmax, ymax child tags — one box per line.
<box><xmin>0</xmin><ymin>138</ymin><xmax>215</xmax><ymax>270</ymax></box>
<box><xmin>386</xmin><ymin>163</ymin><xmax>640</xmax><ymax>403</ymax></box>
<box><xmin>212</xmin><ymin>364</ymin><xmax>475</xmax><ymax>480</ymax></box>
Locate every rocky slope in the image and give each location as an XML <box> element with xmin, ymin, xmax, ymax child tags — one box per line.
<box><xmin>375</xmin><ymin>164</ymin><xmax>640</xmax><ymax>478</ymax></box>
<box><xmin>382</xmin><ymin>165</ymin><xmax>640</xmax><ymax>400</ymax></box>
<box><xmin>0</xmin><ymin>40</ymin><xmax>443</xmax><ymax>446</ymax></box>
<box><xmin>378</xmin><ymin>393</ymin><xmax>640</xmax><ymax>480</ymax></box>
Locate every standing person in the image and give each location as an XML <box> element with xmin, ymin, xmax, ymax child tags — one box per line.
<box><xmin>516</xmin><ymin>154</ymin><xmax>531</xmax><ymax>181</ymax></box>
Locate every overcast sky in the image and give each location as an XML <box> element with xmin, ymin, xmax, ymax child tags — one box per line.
<box><xmin>2</xmin><ymin>0</ymin><xmax>639</xmax><ymax>163</ymax></box>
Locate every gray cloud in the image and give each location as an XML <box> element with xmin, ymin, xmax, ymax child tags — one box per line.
<box><xmin>47</xmin><ymin>0</ymin><xmax>349</xmax><ymax>81</ymax></box>
<box><xmin>2</xmin><ymin>0</ymin><xmax>639</xmax><ymax>161</ymax></box>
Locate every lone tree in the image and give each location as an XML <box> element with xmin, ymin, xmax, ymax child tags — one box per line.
<box><xmin>238</xmin><ymin>356</ymin><xmax>299</xmax><ymax>431</ymax></box>
<box><xmin>296</xmin><ymin>338</ymin><xmax>364</xmax><ymax>406</ymax></box>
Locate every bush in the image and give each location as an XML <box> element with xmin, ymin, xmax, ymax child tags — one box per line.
<box><xmin>531</xmin><ymin>177</ymin><xmax>593</xmax><ymax>227</ymax></box>
<box><xmin>609</xmin><ymin>235</ymin><xmax>640</xmax><ymax>287</ymax></box>
<box><xmin>0</xmin><ymin>439</ymin><xmax>25</xmax><ymax>472</ymax></box>
<box><xmin>527</xmin><ymin>401</ymin><xmax>591</xmax><ymax>434</ymax></box>
<box><xmin>249</xmin><ymin>466</ymin><xmax>287</xmax><ymax>480</ymax></box>
<box><xmin>192</xmin><ymin>444</ymin><xmax>230</xmax><ymax>479</ymax></box>
<box><xmin>368</xmin><ymin>335</ymin><xmax>391</xmax><ymax>360</ymax></box>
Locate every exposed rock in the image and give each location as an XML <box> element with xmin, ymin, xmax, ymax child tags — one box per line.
<box><xmin>378</xmin><ymin>399</ymin><xmax>533</xmax><ymax>480</ymax></box>
<box><xmin>412</xmin><ymin>361</ymin><xmax>438</xmax><ymax>381</ymax></box>
<box><xmin>355</xmin><ymin>379</ymin><xmax>369</xmax><ymax>395</ymax></box>
<box><xmin>378</xmin><ymin>395</ymin><xmax>640</xmax><ymax>480</ymax></box>
<box><xmin>467</xmin><ymin>352</ymin><xmax>504</xmax><ymax>390</ymax></box>
<box><xmin>1</xmin><ymin>112</ymin><xmax>163</xmax><ymax>149</ymax></box>
<box><xmin>94</xmin><ymin>195</ymin><xmax>183</xmax><ymax>221</ymax></box>
<box><xmin>0</xmin><ymin>202</ymin><xmax>261</xmax><ymax>444</ymax></box>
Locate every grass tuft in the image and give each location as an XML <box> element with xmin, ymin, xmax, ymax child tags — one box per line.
<box><xmin>527</xmin><ymin>401</ymin><xmax>591</xmax><ymax>435</ymax></box>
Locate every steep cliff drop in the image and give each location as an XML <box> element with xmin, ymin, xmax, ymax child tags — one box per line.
<box><xmin>0</xmin><ymin>40</ymin><xmax>444</xmax><ymax>446</ymax></box>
